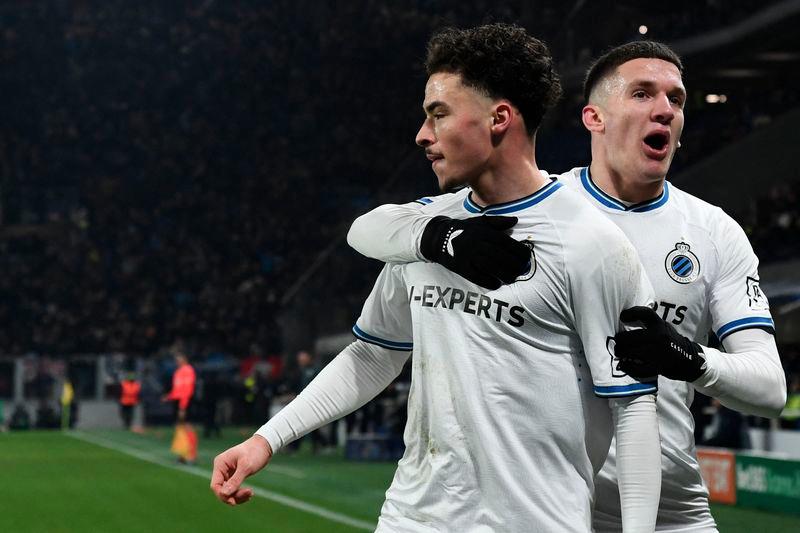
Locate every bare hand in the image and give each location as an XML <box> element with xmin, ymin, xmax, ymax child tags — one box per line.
<box><xmin>210</xmin><ymin>435</ymin><xmax>272</xmax><ymax>506</ymax></box>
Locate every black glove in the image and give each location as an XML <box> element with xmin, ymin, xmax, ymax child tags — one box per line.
<box><xmin>419</xmin><ymin>215</ymin><xmax>531</xmax><ymax>290</ymax></box>
<box><xmin>615</xmin><ymin>306</ymin><xmax>706</xmax><ymax>382</ymax></box>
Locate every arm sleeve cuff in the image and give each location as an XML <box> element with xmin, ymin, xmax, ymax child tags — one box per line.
<box><xmin>594</xmin><ymin>381</ymin><xmax>657</xmax><ymax>398</ymax></box>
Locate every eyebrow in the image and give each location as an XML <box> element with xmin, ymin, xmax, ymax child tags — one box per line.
<box><xmin>629</xmin><ymin>79</ymin><xmax>687</xmax><ymax>98</ymax></box>
<box><xmin>424</xmin><ymin>101</ymin><xmax>448</xmax><ymax>114</ymax></box>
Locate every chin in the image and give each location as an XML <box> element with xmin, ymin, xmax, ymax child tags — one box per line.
<box><xmin>438</xmin><ymin>174</ymin><xmax>468</xmax><ymax>193</ymax></box>
<box><xmin>640</xmin><ymin>160</ymin><xmax>671</xmax><ymax>182</ymax></box>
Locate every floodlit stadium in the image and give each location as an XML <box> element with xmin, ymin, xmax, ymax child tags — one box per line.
<box><xmin>1</xmin><ymin>1</ymin><xmax>800</xmax><ymax>532</ymax></box>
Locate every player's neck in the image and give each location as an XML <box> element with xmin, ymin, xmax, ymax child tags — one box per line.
<box><xmin>589</xmin><ymin>162</ymin><xmax>664</xmax><ymax>204</ymax></box>
<box><xmin>470</xmin><ymin>157</ymin><xmax>548</xmax><ymax>207</ymax></box>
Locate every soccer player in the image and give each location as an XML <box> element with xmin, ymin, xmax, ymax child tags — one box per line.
<box><xmin>211</xmin><ymin>24</ymin><xmax>662</xmax><ymax>531</ymax></box>
<box><xmin>347</xmin><ymin>41</ymin><xmax>787</xmax><ymax>532</ymax></box>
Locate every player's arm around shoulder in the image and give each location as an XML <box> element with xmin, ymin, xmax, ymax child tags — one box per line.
<box><xmin>347</xmin><ymin>192</ymin><xmax>531</xmax><ymax>290</ymax></box>
<box><xmin>347</xmin><ymin>200</ymin><xmax>432</xmax><ymax>263</ymax></box>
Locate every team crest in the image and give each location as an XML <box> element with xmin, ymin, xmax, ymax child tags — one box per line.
<box><xmin>515</xmin><ymin>238</ymin><xmax>537</xmax><ymax>282</ymax></box>
<box><xmin>665</xmin><ymin>242</ymin><xmax>700</xmax><ymax>284</ymax></box>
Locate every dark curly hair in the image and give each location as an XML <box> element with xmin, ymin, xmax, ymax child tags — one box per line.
<box><xmin>583</xmin><ymin>41</ymin><xmax>683</xmax><ymax>101</ymax></box>
<box><xmin>425</xmin><ymin>23</ymin><xmax>562</xmax><ymax>138</ymax></box>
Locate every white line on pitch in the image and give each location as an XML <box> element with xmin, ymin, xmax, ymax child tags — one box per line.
<box><xmin>68</xmin><ymin>431</ymin><xmax>374</xmax><ymax>531</ymax></box>
<box><xmin>83</xmin><ymin>431</ymin><xmax>306</xmax><ymax>480</ymax></box>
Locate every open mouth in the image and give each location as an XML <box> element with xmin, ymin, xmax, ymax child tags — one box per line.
<box><xmin>643</xmin><ymin>132</ymin><xmax>669</xmax><ymax>152</ymax></box>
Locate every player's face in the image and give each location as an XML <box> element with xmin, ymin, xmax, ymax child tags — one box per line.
<box><xmin>598</xmin><ymin>58</ymin><xmax>685</xmax><ymax>184</ymax></box>
<box><xmin>415</xmin><ymin>72</ymin><xmax>494</xmax><ymax>192</ymax></box>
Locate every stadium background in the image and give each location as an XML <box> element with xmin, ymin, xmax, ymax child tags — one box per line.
<box><xmin>0</xmin><ymin>0</ymin><xmax>799</xmax><ymax>531</ymax></box>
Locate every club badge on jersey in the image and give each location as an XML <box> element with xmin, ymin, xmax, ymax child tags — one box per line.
<box><xmin>515</xmin><ymin>238</ymin><xmax>537</xmax><ymax>282</ymax></box>
<box><xmin>665</xmin><ymin>242</ymin><xmax>700</xmax><ymax>284</ymax></box>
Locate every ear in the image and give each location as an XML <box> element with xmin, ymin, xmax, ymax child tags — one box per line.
<box><xmin>582</xmin><ymin>103</ymin><xmax>604</xmax><ymax>133</ymax></box>
<box><xmin>490</xmin><ymin>102</ymin><xmax>514</xmax><ymax>135</ymax></box>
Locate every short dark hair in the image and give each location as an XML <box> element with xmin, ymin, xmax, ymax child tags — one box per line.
<box><xmin>425</xmin><ymin>23</ymin><xmax>562</xmax><ymax>137</ymax></box>
<box><xmin>583</xmin><ymin>41</ymin><xmax>683</xmax><ymax>101</ymax></box>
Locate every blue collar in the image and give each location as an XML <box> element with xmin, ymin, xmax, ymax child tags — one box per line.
<box><xmin>580</xmin><ymin>167</ymin><xmax>669</xmax><ymax>213</ymax></box>
<box><xmin>463</xmin><ymin>179</ymin><xmax>562</xmax><ymax>214</ymax></box>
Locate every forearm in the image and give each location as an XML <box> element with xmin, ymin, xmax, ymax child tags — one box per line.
<box><xmin>611</xmin><ymin>394</ymin><xmax>661</xmax><ymax>533</ymax></box>
<box><xmin>693</xmin><ymin>329</ymin><xmax>786</xmax><ymax>418</ymax></box>
<box><xmin>255</xmin><ymin>340</ymin><xmax>410</xmax><ymax>452</ymax></box>
<box><xmin>347</xmin><ymin>203</ymin><xmax>429</xmax><ymax>263</ymax></box>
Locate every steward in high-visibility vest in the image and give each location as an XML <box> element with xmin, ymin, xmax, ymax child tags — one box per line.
<box><xmin>119</xmin><ymin>373</ymin><xmax>141</xmax><ymax>429</ymax></box>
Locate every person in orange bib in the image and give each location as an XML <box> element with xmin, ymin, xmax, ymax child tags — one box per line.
<box><xmin>119</xmin><ymin>372</ymin><xmax>141</xmax><ymax>430</ymax></box>
<box><xmin>162</xmin><ymin>350</ymin><xmax>197</xmax><ymax>464</ymax></box>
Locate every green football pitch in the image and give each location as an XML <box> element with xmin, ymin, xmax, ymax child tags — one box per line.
<box><xmin>1</xmin><ymin>429</ymin><xmax>799</xmax><ymax>532</ymax></box>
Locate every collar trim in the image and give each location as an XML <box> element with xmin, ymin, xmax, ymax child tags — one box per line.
<box><xmin>463</xmin><ymin>180</ymin><xmax>562</xmax><ymax>214</ymax></box>
<box><xmin>580</xmin><ymin>167</ymin><xmax>669</xmax><ymax>213</ymax></box>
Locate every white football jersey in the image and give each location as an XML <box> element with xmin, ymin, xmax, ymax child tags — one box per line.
<box><xmin>558</xmin><ymin>167</ymin><xmax>775</xmax><ymax>532</ymax></box>
<box><xmin>354</xmin><ymin>181</ymin><xmax>656</xmax><ymax>532</ymax></box>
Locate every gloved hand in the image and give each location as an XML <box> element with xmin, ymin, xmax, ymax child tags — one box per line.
<box><xmin>420</xmin><ymin>215</ymin><xmax>531</xmax><ymax>290</ymax></box>
<box><xmin>615</xmin><ymin>306</ymin><xmax>707</xmax><ymax>382</ymax></box>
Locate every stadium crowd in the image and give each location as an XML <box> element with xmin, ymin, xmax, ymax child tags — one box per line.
<box><xmin>0</xmin><ymin>1</ymin><xmax>798</xmax><ymax>435</ymax></box>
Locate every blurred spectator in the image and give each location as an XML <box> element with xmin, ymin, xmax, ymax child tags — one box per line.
<box><xmin>119</xmin><ymin>372</ymin><xmax>141</xmax><ymax>430</ymax></box>
<box><xmin>60</xmin><ymin>376</ymin><xmax>77</xmax><ymax>429</ymax></box>
<box><xmin>35</xmin><ymin>400</ymin><xmax>59</xmax><ymax>429</ymax></box>
<box><xmin>9</xmin><ymin>404</ymin><xmax>32</xmax><ymax>430</ymax></box>
<box><xmin>737</xmin><ymin>182</ymin><xmax>800</xmax><ymax>263</ymax></box>
<box><xmin>201</xmin><ymin>369</ymin><xmax>223</xmax><ymax>439</ymax></box>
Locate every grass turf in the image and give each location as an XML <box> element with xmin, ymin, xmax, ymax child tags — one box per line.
<box><xmin>1</xmin><ymin>429</ymin><xmax>799</xmax><ymax>532</ymax></box>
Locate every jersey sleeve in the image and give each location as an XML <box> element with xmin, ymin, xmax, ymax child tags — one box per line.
<box><xmin>708</xmin><ymin>212</ymin><xmax>775</xmax><ymax>343</ymax></box>
<box><xmin>567</xmin><ymin>228</ymin><xmax>658</xmax><ymax>398</ymax></box>
<box><xmin>353</xmin><ymin>264</ymin><xmax>414</xmax><ymax>351</ymax></box>
<box><xmin>347</xmin><ymin>201</ymin><xmax>432</xmax><ymax>264</ymax></box>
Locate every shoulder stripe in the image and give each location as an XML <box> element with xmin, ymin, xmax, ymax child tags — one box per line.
<box><xmin>716</xmin><ymin>317</ymin><xmax>775</xmax><ymax>342</ymax></box>
<box><xmin>352</xmin><ymin>325</ymin><xmax>413</xmax><ymax>351</ymax></box>
<box><xmin>463</xmin><ymin>180</ymin><xmax>562</xmax><ymax>214</ymax></box>
<box><xmin>594</xmin><ymin>381</ymin><xmax>658</xmax><ymax>398</ymax></box>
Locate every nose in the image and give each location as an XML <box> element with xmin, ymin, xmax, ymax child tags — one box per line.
<box><xmin>416</xmin><ymin>118</ymin><xmax>435</xmax><ymax>147</ymax></box>
<box><xmin>652</xmin><ymin>94</ymin><xmax>675</xmax><ymax>125</ymax></box>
